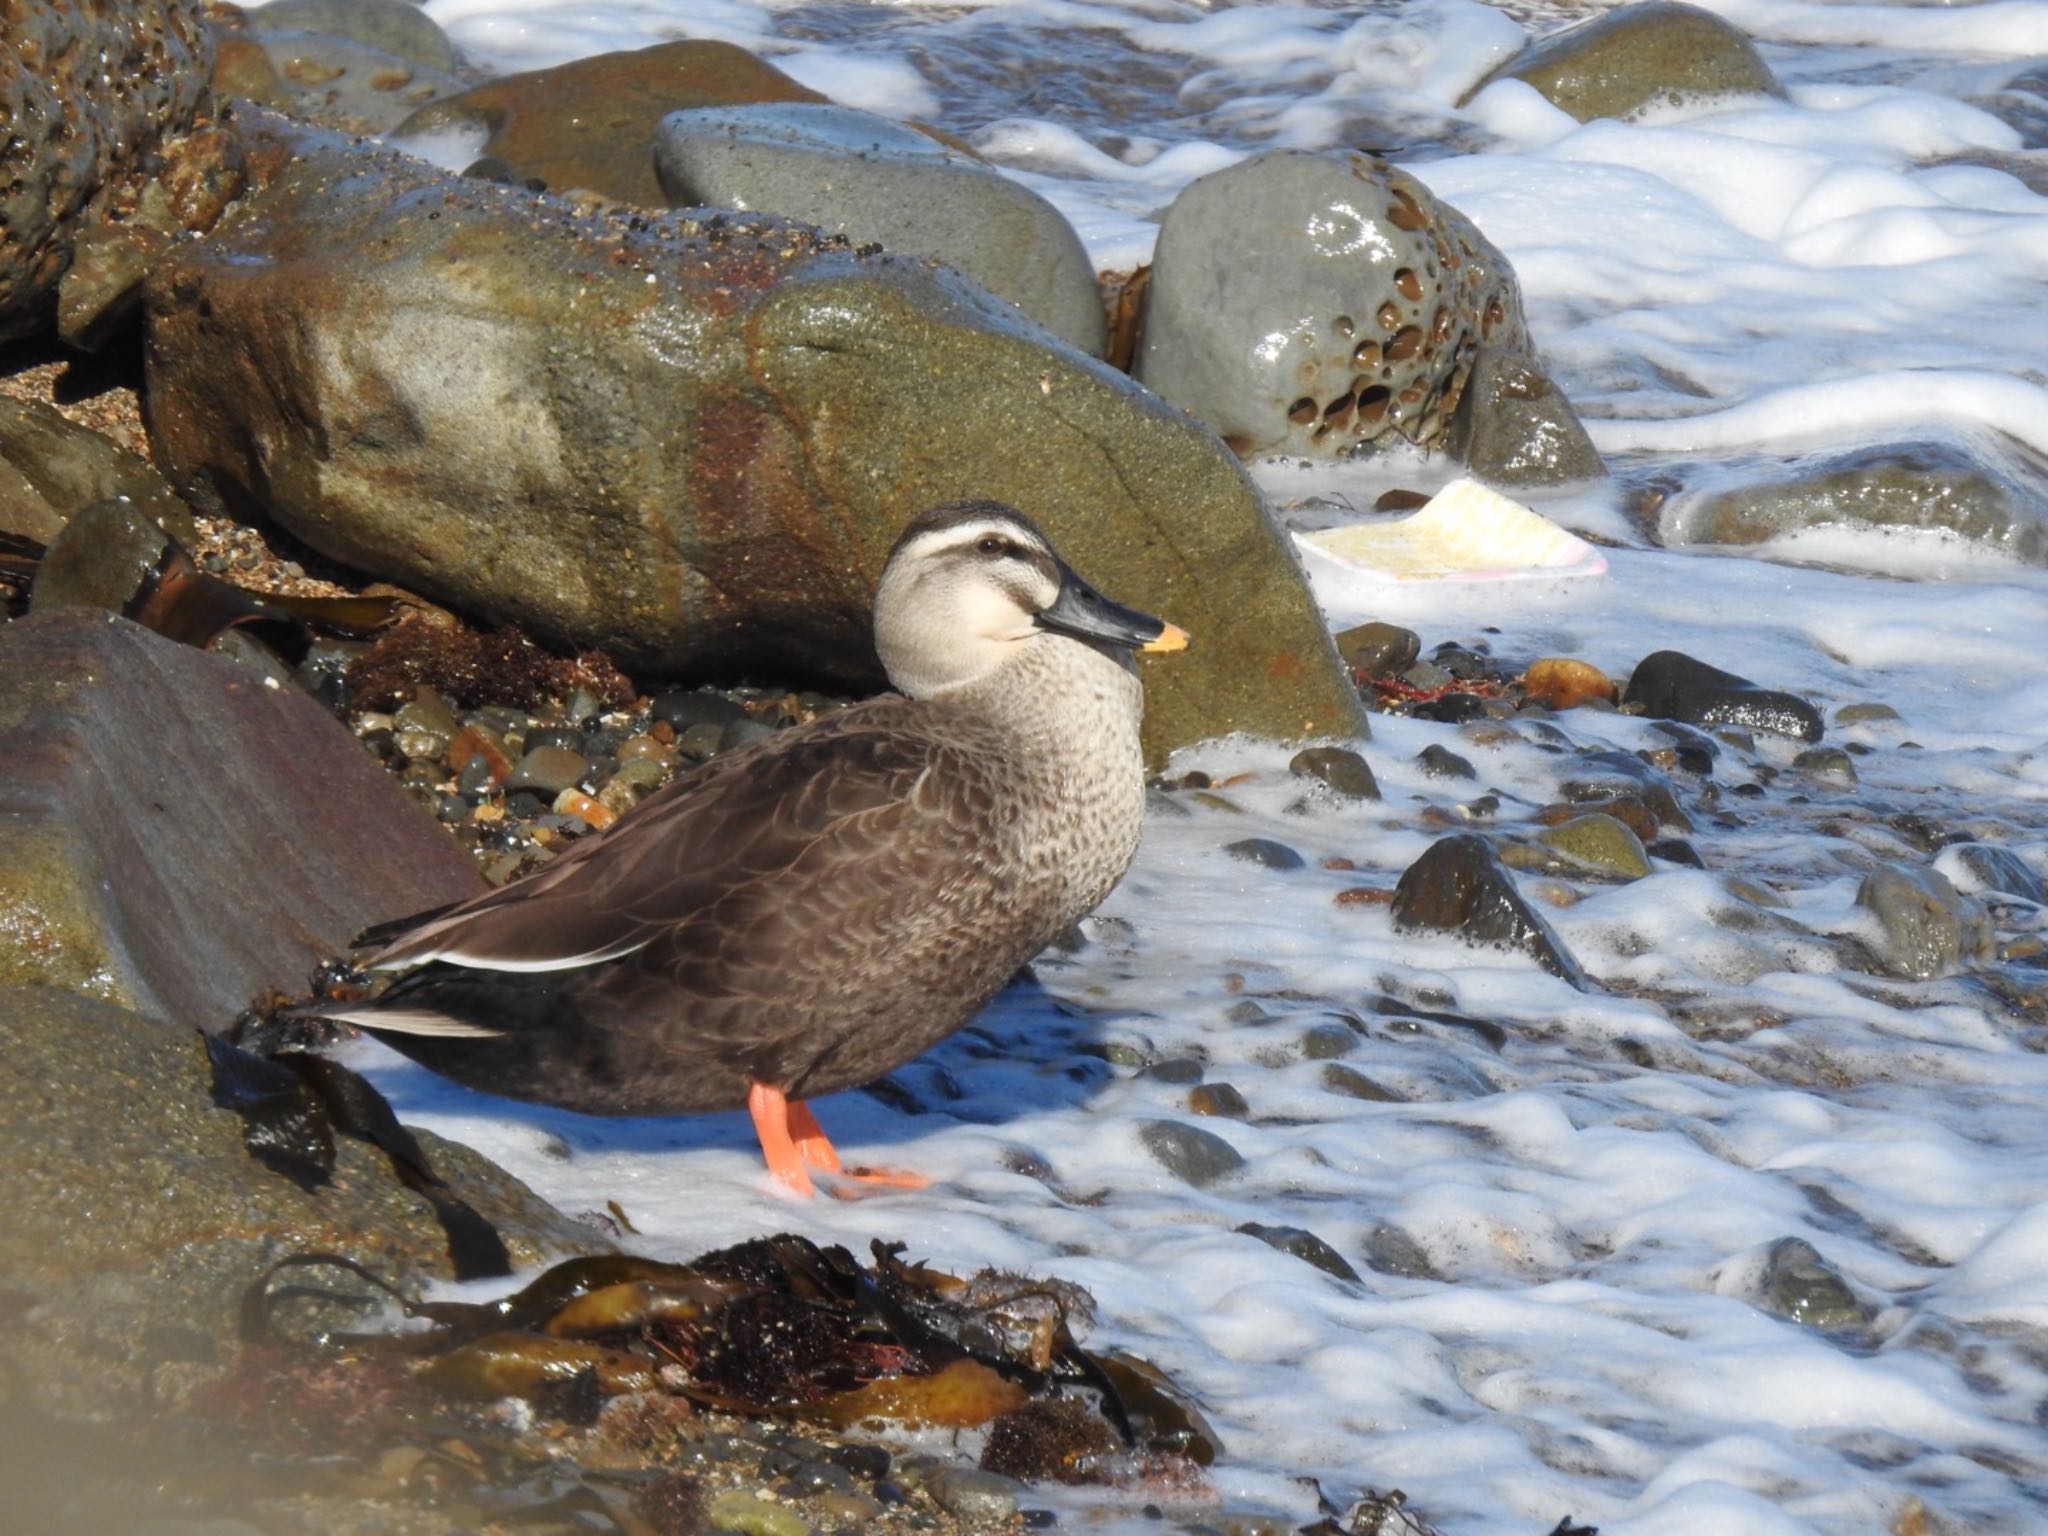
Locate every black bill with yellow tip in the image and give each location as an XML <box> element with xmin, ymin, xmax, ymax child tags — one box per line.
<box><xmin>1034</xmin><ymin>564</ymin><xmax>1188</xmax><ymax>654</ymax></box>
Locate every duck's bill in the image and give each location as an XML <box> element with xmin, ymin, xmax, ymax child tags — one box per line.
<box><xmin>1036</xmin><ymin>569</ymin><xmax>1186</xmax><ymax>654</ymax></box>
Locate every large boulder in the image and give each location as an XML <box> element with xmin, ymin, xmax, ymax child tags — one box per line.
<box><xmin>0</xmin><ymin>609</ymin><xmax>484</xmax><ymax>1027</ymax></box>
<box><xmin>654</xmin><ymin>102</ymin><xmax>1108</xmax><ymax>357</ymax></box>
<box><xmin>0</xmin><ymin>0</ymin><xmax>216</xmax><ymax>341</ymax></box>
<box><xmin>143</xmin><ymin>117</ymin><xmax>1365</xmax><ymax>758</ymax></box>
<box><xmin>1135</xmin><ymin>149</ymin><xmax>1600</xmax><ymax>484</ymax></box>
<box><xmin>393</xmin><ymin>39</ymin><xmax>829</xmax><ymax>207</ymax></box>
<box><xmin>1471</xmin><ymin>1</ymin><xmax>1783</xmax><ymax>123</ymax></box>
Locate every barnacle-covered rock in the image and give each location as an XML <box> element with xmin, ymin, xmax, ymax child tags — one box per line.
<box><xmin>1136</xmin><ymin>149</ymin><xmax>1598</xmax><ymax>482</ymax></box>
<box><xmin>0</xmin><ymin>0</ymin><xmax>217</xmax><ymax>342</ymax></box>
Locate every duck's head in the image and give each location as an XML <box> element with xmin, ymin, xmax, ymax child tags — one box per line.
<box><xmin>874</xmin><ymin>501</ymin><xmax>1187</xmax><ymax>697</ymax></box>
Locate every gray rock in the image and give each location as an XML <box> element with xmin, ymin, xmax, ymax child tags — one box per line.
<box><xmin>1792</xmin><ymin>745</ymin><xmax>1858</xmax><ymax>787</ymax></box>
<box><xmin>1290</xmin><ymin>745</ymin><xmax>1380</xmax><ymax>801</ymax></box>
<box><xmin>0</xmin><ymin>610</ymin><xmax>483</xmax><ymax>1024</ymax></box>
<box><xmin>1854</xmin><ymin>862</ymin><xmax>1992</xmax><ymax>980</ymax></box>
<box><xmin>1751</xmin><ymin>1237</ymin><xmax>1873</xmax><ymax>1333</ymax></box>
<box><xmin>1321</xmin><ymin>1063</ymin><xmax>1400</xmax><ymax>1102</ymax></box>
<box><xmin>1237</xmin><ymin>1223</ymin><xmax>1361</xmax><ymax>1283</ymax></box>
<box><xmin>922</xmin><ymin>1467</ymin><xmax>1023</xmax><ymax>1523</ymax></box>
<box><xmin>1299</xmin><ymin>1021</ymin><xmax>1357</xmax><ymax>1060</ymax></box>
<box><xmin>1474</xmin><ymin>1</ymin><xmax>1784</xmax><ymax>122</ymax></box>
<box><xmin>1667</xmin><ymin>440</ymin><xmax>2048</xmax><ymax>566</ymax></box>
<box><xmin>1224</xmin><ymin>837</ymin><xmax>1307</xmax><ymax>871</ymax></box>
<box><xmin>1935</xmin><ymin>842</ymin><xmax>2046</xmax><ymax>904</ymax></box>
<box><xmin>654</xmin><ymin>103</ymin><xmax>1106</xmax><ymax>357</ymax></box>
<box><xmin>247</xmin><ymin>0</ymin><xmax>460</xmax><ymax>72</ymax></box>
<box><xmin>1834</xmin><ymin>701</ymin><xmax>1903</xmax><ymax>727</ymax></box>
<box><xmin>1136</xmin><ymin>149</ymin><xmax>1545</xmax><ymax>463</ymax></box>
<box><xmin>0</xmin><ymin>0</ymin><xmax>214</xmax><ymax>341</ymax></box>
<box><xmin>1391</xmin><ymin>833</ymin><xmax>1590</xmax><ymax>987</ymax></box>
<box><xmin>1439</xmin><ymin>343</ymin><xmax>1605</xmax><ymax>486</ymax></box>
<box><xmin>251</xmin><ymin>30</ymin><xmax>468</xmax><ymax>136</ymax></box>
<box><xmin>0</xmin><ymin>984</ymin><xmax>594</xmax><ymax>1424</ymax></box>
<box><xmin>1362</xmin><ymin>1224</ymin><xmax>1440</xmax><ymax>1280</ymax></box>
<box><xmin>0</xmin><ymin>396</ymin><xmax>194</xmax><ymax>545</ymax></box>
<box><xmin>506</xmin><ymin>744</ymin><xmax>592</xmax><ymax>796</ymax></box>
<box><xmin>1418</xmin><ymin>743</ymin><xmax>1477</xmax><ymax>780</ymax></box>
<box><xmin>145</xmin><ymin>113</ymin><xmax>1363</xmax><ymax>761</ymax></box>
<box><xmin>1137</xmin><ymin>1120</ymin><xmax>1246</xmax><ymax>1187</ymax></box>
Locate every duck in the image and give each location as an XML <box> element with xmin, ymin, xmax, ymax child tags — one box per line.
<box><xmin>325</xmin><ymin>501</ymin><xmax>1187</xmax><ymax>1197</ymax></box>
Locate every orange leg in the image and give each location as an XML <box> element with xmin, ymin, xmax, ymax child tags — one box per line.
<box><xmin>747</xmin><ymin>1083</ymin><xmax>929</xmax><ymax>1198</ymax></box>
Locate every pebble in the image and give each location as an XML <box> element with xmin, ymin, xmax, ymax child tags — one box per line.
<box><xmin>1333</xmin><ymin>621</ymin><xmax>1420</xmax><ymax>678</ymax></box>
<box><xmin>1937</xmin><ymin>842</ymin><xmax>2046</xmax><ymax>904</ymax></box>
<box><xmin>1533</xmin><ymin>813</ymin><xmax>1652</xmax><ymax>881</ymax></box>
<box><xmin>1417</xmin><ymin>743</ymin><xmax>1477</xmax><ymax>780</ymax></box>
<box><xmin>1288</xmin><ymin>745</ymin><xmax>1381</xmax><ymax>801</ymax></box>
<box><xmin>1793</xmin><ymin>745</ymin><xmax>1858</xmax><ymax>786</ymax></box>
<box><xmin>1137</xmin><ymin>1119</ymin><xmax>1246</xmax><ymax>1186</ymax></box>
<box><xmin>1298</xmin><ymin>1021</ymin><xmax>1355</xmax><ymax>1059</ymax></box>
<box><xmin>1187</xmin><ymin>1082</ymin><xmax>1248</xmax><ymax>1119</ymax></box>
<box><xmin>1854</xmin><ymin>862</ymin><xmax>1991</xmax><ymax>980</ymax></box>
<box><xmin>1391</xmin><ymin>833</ymin><xmax>1590</xmax><ymax>986</ymax></box>
<box><xmin>553</xmin><ymin>788</ymin><xmax>617</xmax><ymax>830</ymax></box>
<box><xmin>921</xmin><ymin>1467</ymin><xmax>1024</xmax><ymax>1523</ymax></box>
<box><xmin>1144</xmin><ymin>1056</ymin><xmax>1205</xmax><ymax>1085</ymax></box>
<box><xmin>820</xmin><ymin>1443</ymin><xmax>890</xmax><ymax>1481</ymax></box>
<box><xmin>1223</xmin><ymin>837</ymin><xmax>1306</xmax><ymax>871</ymax></box>
<box><xmin>1834</xmin><ymin>701</ymin><xmax>1902</xmax><ymax>726</ymax></box>
<box><xmin>1754</xmin><ymin>1237</ymin><xmax>1873</xmax><ymax>1333</ymax></box>
<box><xmin>705</xmin><ymin>1490</ymin><xmax>814</xmax><ymax>1536</ymax></box>
<box><xmin>506</xmin><ymin>743</ymin><xmax>590</xmax><ymax>795</ymax></box>
<box><xmin>1624</xmin><ymin>649</ymin><xmax>1823</xmax><ymax>742</ymax></box>
<box><xmin>1520</xmin><ymin>656</ymin><xmax>1616</xmax><ymax>710</ymax></box>
<box><xmin>1321</xmin><ymin>1063</ymin><xmax>1400</xmax><ymax>1102</ymax></box>
<box><xmin>1362</xmin><ymin>1224</ymin><xmax>1441</xmax><ymax>1280</ymax></box>
<box><xmin>1236</xmin><ymin>1222</ymin><xmax>1361</xmax><ymax>1282</ymax></box>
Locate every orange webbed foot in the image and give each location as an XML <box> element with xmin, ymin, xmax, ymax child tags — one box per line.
<box><xmin>750</xmin><ymin>1085</ymin><xmax>929</xmax><ymax>1199</ymax></box>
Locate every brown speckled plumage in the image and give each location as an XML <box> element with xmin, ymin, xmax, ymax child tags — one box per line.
<box><xmin>333</xmin><ymin>503</ymin><xmax>1175</xmax><ymax>1140</ymax></box>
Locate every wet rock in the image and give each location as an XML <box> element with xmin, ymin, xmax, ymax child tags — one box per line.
<box><xmin>1559</xmin><ymin>752</ymin><xmax>1692</xmax><ymax>831</ymax></box>
<box><xmin>145</xmin><ymin>115</ymin><xmax>1362</xmax><ymax>759</ymax></box>
<box><xmin>1835</xmin><ymin>701</ymin><xmax>1902</xmax><ymax>727</ymax></box>
<box><xmin>1667</xmin><ymin>440</ymin><xmax>2048</xmax><ymax>565</ymax></box>
<box><xmin>922</xmin><ymin>1467</ymin><xmax>1024</xmax><ymax>1523</ymax></box>
<box><xmin>706</xmin><ymin>1489</ymin><xmax>813</xmax><ymax>1536</ymax></box>
<box><xmin>0</xmin><ymin>984</ymin><xmax>593</xmax><ymax>1424</ymax></box>
<box><xmin>1793</xmin><ymin>745</ymin><xmax>1858</xmax><ymax>787</ymax></box>
<box><xmin>1237</xmin><ymin>1223</ymin><xmax>1361</xmax><ymax>1283</ymax></box>
<box><xmin>247</xmin><ymin>0</ymin><xmax>461</xmax><ymax>73</ymax></box>
<box><xmin>1187</xmin><ymin>1082</ymin><xmax>1248</xmax><ymax>1119</ymax></box>
<box><xmin>507</xmin><ymin>744</ymin><xmax>592</xmax><ymax>796</ymax></box>
<box><xmin>1137</xmin><ymin>1120</ymin><xmax>1246</xmax><ymax>1187</ymax></box>
<box><xmin>1752</xmin><ymin>1237</ymin><xmax>1874</xmax><ymax>1333</ymax></box>
<box><xmin>1391</xmin><ymin>834</ymin><xmax>1590</xmax><ymax>987</ymax></box>
<box><xmin>1935</xmin><ymin>842</ymin><xmax>2046</xmax><ymax>904</ymax></box>
<box><xmin>1144</xmin><ymin>1056</ymin><xmax>1205</xmax><ymax>1085</ymax></box>
<box><xmin>248</xmin><ymin>29</ymin><xmax>467</xmax><ymax>137</ymax></box>
<box><xmin>654</xmin><ymin>103</ymin><xmax>1105</xmax><ymax>356</ymax></box>
<box><xmin>1474</xmin><ymin>1</ymin><xmax>1784</xmax><ymax>122</ymax></box>
<box><xmin>395</xmin><ymin>40</ymin><xmax>829</xmax><ymax>207</ymax></box>
<box><xmin>1533</xmin><ymin>813</ymin><xmax>1652</xmax><ymax>881</ymax></box>
<box><xmin>1321</xmin><ymin>1064</ymin><xmax>1400</xmax><ymax>1101</ymax></box>
<box><xmin>0</xmin><ymin>0</ymin><xmax>215</xmax><ymax>341</ymax></box>
<box><xmin>1299</xmin><ymin>1021</ymin><xmax>1356</xmax><ymax>1059</ymax></box>
<box><xmin>1137</xmin><ymin>149</ymin><xmax>1586</xmax><ymax>479</ymax></box>
<box><xmin>1623</xmin><ymin>650</ymin><xmax>1823</xmax><ymax>742</ymax></box>
<box><xmin>0</xmin><ymin>396</ymin><xmax>194</xmax><ymax>544</ymax></box>
<box><xmin>1362</xmin><ymin>1224</ymin><xmax>1440</xmax><ymax>1280</ymax></box>
<box><xmin>0</xmin><ymin>611</ymin><xmax>483</xmax><ymax>1023</ymax></box>
<box><xmin>1647</xmin><ymin>837</ymin><xmax>1705</xmax><ymax>868</ymax></box>
<box><xmin>1854</xmin><ymin>862</ymin><xmax>1992</xmax><ymax>980</ymax></box>
<box><xmin>1439</xmin><ymin>343</ymin><xmax>1605</xmax><ymax>487</ymax></box>
<box><xmin>1290</xmin><ymin>745</ymin><xmax>1381</xmax><ymax>801</ymax></box>
<box><xmin>1418</xmin><ymin>743</ymin><xmax>1477</xmax><ymax>780</ymax></box>
<box><xmin>1333</xmin><ymin>620</ymin><xmax>1420</xmax><ymax>678</ymax></box>
<box><xmin>1521</xmin><ymin>656</ymin><xmax>1617</xmax><ymax>710</ymax></box>
<box><xmin>1224</xmin><ymin>838</ymin><xmax>1307</xmax><ymax>871</ymax></box>
<box><xmin>1645</xmin><ymin>719</ymin><xmax>1718</xmax><ymax>774</ymax></box>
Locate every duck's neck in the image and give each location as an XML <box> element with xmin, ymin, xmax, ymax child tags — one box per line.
<box><xmin>945</xmin><ymin>637</ymin><xmax>1145</xmax><ymax>781</ymax></box>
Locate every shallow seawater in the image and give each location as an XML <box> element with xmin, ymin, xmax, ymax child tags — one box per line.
<box><xmin>336</xmin><ymin>0</ymin><xmax>2048</xmax><ymax>1531</ymax></box>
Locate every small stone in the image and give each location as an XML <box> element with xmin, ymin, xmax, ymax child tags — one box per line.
<box><xmin>677</xmin><ymin>721</ymin><xmax>725</xmax><ymax>759</ymax></box>
<box><xmin>1521</xmin><ymin>657</ymin><xmax>1616</xmax><ymax>710</ymax></box>
<box><xmin>1236</xmin><ymin>1222</ymin><xmax>1361</xmax><ymax>1282</ymax></box>
<box><xmin>821</xmin><ymin>1443</ymin><xmax>891</xmax><ymax>1480</ymax></box>
<box><xmin>1321</xmin><ymin>1064</ymin><xmax>1399</xmax><ymax>1101</ymax></box>
<box><xmin>1137</xmin><ymin>1120</ymin><xmax>1246</xmax><ymax>1186</ymax></box>
<box><xmin>1854</xmin><ymin>863</ymin><xmax>1992</xmax><ymax>980</ymax></box>
<box><xmin>1361</xmin><ymin>1224</ymin><xmax>1440</xmax><ymax>1280</ymax></box>
<box><xmin>1187</xmin><ymin>1083</ymin><xmax>1248</xmax><ymax>1119</ymax></box>
<box><xmin>553</xmin><ymin>788</ymin><xmax>617</xmax><ymax>830</ymax></box>
<box><xmin>1298</xmin><ymin>1022</ymin><xmax>1355</xmax><ymax>1060</ymax></box>
<box><xmin>721</xmin><ymin>717</ymin><xmax>779</xmax><ymax>752</ymax></box>
<box><xmin>1624</xmin><ymin>650</ymin><xmax>1822</xmax><ymax>742</ymax></box>
<box><xmin>1333</xmin><ymin>622</ymin><xmax>1420</xmax><ymax>679</ymax></box>
<box><xmin>1533</xmin><ymin>813</ymin><xmax>1652</xmax><ymax>880</ymax></box>
<box><xmin>705</xmin><ymin>1490</ymin><xmax>812</xmax><ymax>1536</ymax></box>
<box><xmin>1646</xmin><ymin>837</ymin><xmax>1705</xmax><ymax>868</ymax></box>
<box><xmin>1144</xmin><ymin>1057</ymin><xmax>1205</xmax><ymax>1085</ymax></box>
<box><xmin>783</xmin><ymin>1460</ymin><xmax>857</xmax><ymax>1495</ymax></box>
<box><xmin>506</xmin><ymin>744</ymin><xmax>590</xmax><ymax>795</ymax></box>
<box><xmin>1289</xmin><ymin>745</ymin><xmax>1381</xmax><ymax>801</ymax></box>
<box><xmin>1224</xmin><ymin>838</ymin><xmax>1306</xmax><ymax>871</ymax></box>
<box><xmin>653</xmin><ymin>690</ymin><xmax>750</xmax><ymax>733</ymax></box>
<box><xmin>1792</xmin><ymin>746</ymin><xmax>1857</xmax><ymax>786</ymax></box>
<box><xmin>1391</xmin><ymin>833</ymin><xmax>1590</xmax><ymax>986</ymax></box>
<box><xmin>1935</xmin><ymin>842</ymin><xmax>2046</xmax><ymax>904</ymax></box>
<box><xmin>1835</xmin><ymin>702</ymin><xmax>1903</xmax><ymax>726</ymax></box>
<box><xmin>1417</xmin><ymin>743</ymin><xmax>1477</xmax><ymax>780</ymax></box>
<box><xmin>922</xmin><ymin>1467</ymin><xmax>1024</xmax><ymax>1523</ymax></box>
<box><xmin>1753</xmin><ymin>1237</ymin><xmax>1873</xmax><ymax>1333</ymax></box>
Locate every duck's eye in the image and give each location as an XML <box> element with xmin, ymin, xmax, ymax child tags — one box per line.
<box><xmin>976</xmin><ymin>535</ymin><xmax>1009</xmax><ymax>557</ymax></box>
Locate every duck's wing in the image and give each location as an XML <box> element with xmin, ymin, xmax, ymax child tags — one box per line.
<box><xmin>355</xmin><ymin>703</ymin><xmax>970</xmax><ymax>978</ymax></box>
